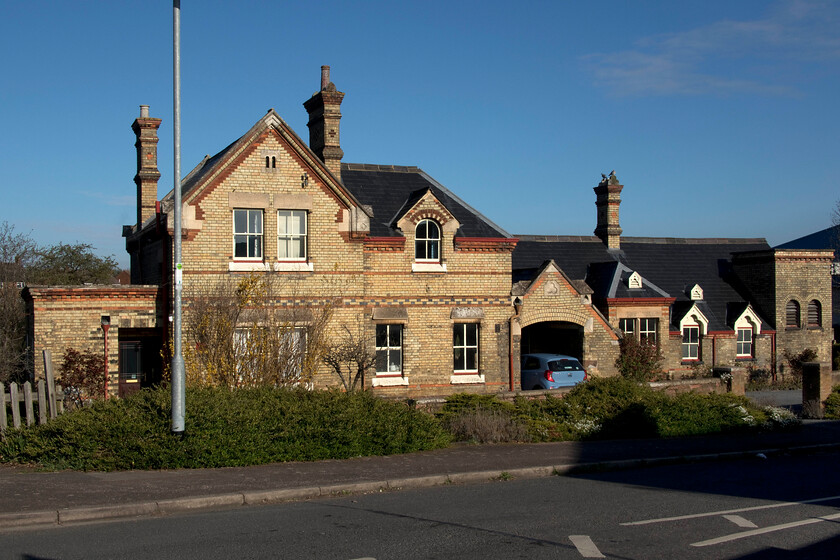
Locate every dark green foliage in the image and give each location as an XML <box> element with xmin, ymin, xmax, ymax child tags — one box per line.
<box><xmin>825</xmin><ymin>386</ymin><xmax>840</xmax><ymax>419</ymax></box>
<box><xmin>0</xmin><ymin>386</ymin><xmax>450</xmax><ymax>471</ymax></box>
<box><xmin>442</xmin><ymin>378</ymin><xmax>790</xmax><ymax>444</ymax></box>
<box><xmin>28</xmin><ymin>243</ymin><xmax>120</xmax><ymax>285</ymax></box>
<box><xmin>615</xmin><ymin>335</ymin><xmax>663</xmax><ymax>381</ymax></box>
<box><xmin>781</xmin><ymin>347</ymin><xmax>818</xmax><ymax>383</ymax></box>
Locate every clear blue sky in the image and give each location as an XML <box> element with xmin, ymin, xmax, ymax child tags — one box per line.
<box><xmin>2</xmin><ymin>1</ymin><xmax>838</xmax><ymax>268</ymax></box>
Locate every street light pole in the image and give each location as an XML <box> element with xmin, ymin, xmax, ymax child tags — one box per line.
<box><xmin>171</xmin><ymin>0</ymin><xmax>185</xmax><ymax>434</ymax></box>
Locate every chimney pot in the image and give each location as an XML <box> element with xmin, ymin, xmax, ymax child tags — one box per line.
<box><xmin>140</xmin><ymin>105</ymin><xmax>149</xmax><ymax>118</ymax></box>
<box><xmin>320</xmin><ymin>66</ymin><xmax>330</xmax><ymax>90</ymax></box>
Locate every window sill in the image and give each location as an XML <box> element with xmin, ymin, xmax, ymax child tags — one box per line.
<box><xmin>450</xmin><ymin>373</ymin><xmax>484</xmax><ymax>384</ymax></box>
<box><xmin>372</xmin><ymin>375</ymin><xmax>408</xmax><ymax>387</ymax></box>
<box><xmin>229</xmin><ymin>261</ymin><xmax>267</xmax><ymax>272</ymax></box>
<box><xmin>735</xmin><ymin>357</ymin><xmax>755</xmax><ymax>362</ymax></box>
<box><xmin>412</xmin><ymin>262</ymin><xmax>447</xmax><ymax>273</ymax></box>
<box><xmin>274</xmin><ymin>261</ymin><xmax>314</xmax><ymax>272</ymax></box>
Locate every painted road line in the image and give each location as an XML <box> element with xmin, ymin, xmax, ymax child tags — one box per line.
<box><xmin>691</xmin><ymin>512</ymin><xmax>840</xmax><ymax>547</ymax></box>
<box><xmin>722</xmin><ymin>514</ymin><xmax>758</xmax><ymax>528</ymax></box>
<box><xmin>569</xmin><ymin>535</ymin><xmax>606</xmax><ymax>558</ymax></box>
<box><xmin>621</xmin><ymin>494</ymin><xmax>840</xmax><ymax>526</ymax></box>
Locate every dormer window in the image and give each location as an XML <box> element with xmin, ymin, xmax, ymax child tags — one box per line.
<box><xmin>690</xmin><ymin>284</ymin><xmax>703</xmax><ymax>301</ymax></box>
<box><xmin>415</xmin><ymin>219</ymin><xmax>440</xmax><ymax>262</ymax></box>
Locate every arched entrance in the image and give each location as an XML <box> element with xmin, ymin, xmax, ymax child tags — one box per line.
<box><xmin>520</xmin><ymin>321</ymin><xmax>584</xmax><ymax>359</ymax></box>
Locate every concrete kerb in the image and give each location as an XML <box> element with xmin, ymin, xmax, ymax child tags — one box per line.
<box><xmin>3</xmin><ymin>440</ymin><xmax>839</xmax><ymax>531</ymax></box>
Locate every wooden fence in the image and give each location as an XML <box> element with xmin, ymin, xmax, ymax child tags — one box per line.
<box><xmin>1</xmin><ymin>350</ymin><xmax>63</xmax><ymax>435</ymax></box>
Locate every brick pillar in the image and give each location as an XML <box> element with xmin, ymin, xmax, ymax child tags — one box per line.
<box><xmin>801</xmin><ymin>361</ymin><xmax>831</xmax><ymax>418</ymax></box>
<box><xmin>303</xmin><ymin>66</ymin><xmax>345</xmax><ymax>182</ymax></box>
<box><xmin>729</xmin><ymin>366</ymin><xmax>747</xmax><ymax>396</ymax></box>
<box><xmin>593</xmin><ymin>172</ymin><xmax>623</xmax><ymax>250</ymax></box>
<box><xmin>132</xmin><ymin>105</ymin><xmax>162</xmax><ymax>227</ymax></box>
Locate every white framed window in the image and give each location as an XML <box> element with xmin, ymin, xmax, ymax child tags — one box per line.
<box><xmin>233</xmin><ymin>209</ymin><xmax>263</xmax><ymax>259</ymax></box>
<box><xmin>375</xmin><ymin>324</ymin><xmax>403</xmax><ymax>375</ymax></box>
<box><xmin>415</xmin><ymin>219</ymin><xmax>440</xmax><ymax>262</ymax></box>
<box><xmin>453</xmin><ymin>323</ymin><xmax>479</xmax><ymax>373</ymax></box>
<box><xmin>639</xmin><ymin>318</ymin><xmax>658</xmax><ymax>345</ymax></box>
<box><xmin>277</xmin><ymin>210</ymin><xmax>307</xmax><ymax>261</ymax></box>
<box><xmin>681</xmin><ymin>325</ymin><xmax>700</xmax><ymax>360</ymax></box>
<box><xmin>736</xmin><ymin>327</ymin><xmax>753</xmax><ymax>358</ymax></box>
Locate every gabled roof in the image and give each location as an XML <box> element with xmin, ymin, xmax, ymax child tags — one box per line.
<box><xmin>513</xmin><ymin>235</ymin><xmax>771</xmax><ymax>332</ymax></box>
<box><xmin>776</xmin><ymin>224</ymin><xmax>839</xmax><ymax>256</ymax></box>
<box><xmin>160</xmin><ymin>109</ymin><xmax>367</xmax><ymax>214</ymax></box>
<box><xmin>341</xmin><ymin>164</ymin><xmax>511</xmax><ymax>239</ymax></box>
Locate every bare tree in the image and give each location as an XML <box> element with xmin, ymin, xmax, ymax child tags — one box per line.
<box><xmin>182</xmin><ymin>271</ymin><xmax>334</xmax><ymax>388</ymax></box>
<box><xmin>322</xmin><ymin>320</ymin><xmax>377</xmax><ymax>392</ymax></box>
<box><xmin>0</xmin><ymin>222</ymin><xmax>37</xmax><ymax>383</ymax></box>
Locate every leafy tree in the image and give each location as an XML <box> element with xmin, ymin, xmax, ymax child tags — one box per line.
<box><xmin>615</xmin><ymin>335</ymin><xmax>663</xmax><ymax>381</ymax></box>
<box><xmin>28</xmin><ymin>243</ymin><xmax>119</xmax><ymax>285</ymax></box>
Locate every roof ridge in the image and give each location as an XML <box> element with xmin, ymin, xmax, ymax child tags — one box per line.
<box><xmin>342</xmin><ymin>163</ymin><xmax>420</xmax><ymax>173</ymax></box>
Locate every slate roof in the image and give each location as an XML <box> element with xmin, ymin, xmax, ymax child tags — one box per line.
<box><xmin>341</xmin><ymin>163</ymin><xmax>511</xmax><ymax>239</ymax></box>
<box><xmin>775</xmin><ymin>224</ymin><xmax>839</xmax><ymax>255</ymax></box>
<box><xmin>513</xmin><ymin>235</ymin><xmax>772</xmax><ymax>332</ymax></box>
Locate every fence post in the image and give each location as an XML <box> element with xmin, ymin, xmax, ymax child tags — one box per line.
<box><xmin>0</xmin><ymin>382</ymin><xmax>7</xmax><ymax>435</ymax></box>
<box><xmin>24</xmin><ymin>381</ymin><xmax>35</xmax><ymax>427</ymax></box>
<box><xmin>10</xmin><ymin>382</ymin><xmax>21</xmax><ymax>428</ymax></box>
<box><xmin>37</xmin><ymin>379</ymin><xmax>47</xmax><ymax>425</ymax></box>
<box><xmin>44</xmin><ymin>349</ymin><xmax>58</xmax><ymax>419</ymax></box>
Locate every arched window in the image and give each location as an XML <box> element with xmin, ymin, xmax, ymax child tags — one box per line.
<box><xmin>786</xmin><ymin>300</ymin><xmax>800</xmax><ymax>328</ymax></box>
<box><xmin>807</xmin><ymin>300</ymin><xmax>822</xmax><ymax>328</ymax></box>
<box><xmin>415</xmin><ymin>219</ymin><xmax>440</xmax><ymax>261</ymax></box>
<box><xmin>265</xmin><ymin>156</ymin><xmax>270</xmax><ymax>168</ymax></box>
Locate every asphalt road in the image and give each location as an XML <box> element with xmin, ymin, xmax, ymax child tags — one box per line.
<box><xmin>2</xmin><ymin>450</ymin><xmax>838</xmax><ymax>559</ymax></box>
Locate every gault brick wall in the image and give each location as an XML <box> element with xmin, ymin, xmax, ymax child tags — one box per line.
<box><xmin>153</xmin><ymin>125</ymin><xmax>516</xmax><ymax>398</ymax></box>
<box><xmin>516</xmin><ymin>266</ymin><xmax>620</xmax><ymax>380</ymax></box>
<box><xmin>24</xmin><ymin>286</ymin><xmax>160</xmax><ymax>396</ymax></box>
<box><xmin>733</xmin><ymin>249</ymin><xmax>834</xmax><ymax>370</ymax></box>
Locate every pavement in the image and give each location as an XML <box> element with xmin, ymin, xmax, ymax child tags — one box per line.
<box><xmin>1</xmin><ymin>419</ymin><xmax>839</xmax><ymax>531</ymax></box>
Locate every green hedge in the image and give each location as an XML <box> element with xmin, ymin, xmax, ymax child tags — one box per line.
<box><xmin>0</xmin><ymin>386</ymin><xmax>450</xmax><ymax>471</ymax></box>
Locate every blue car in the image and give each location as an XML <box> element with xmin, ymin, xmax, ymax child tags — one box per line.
<box><xmin>520</xmin><ymin>353</ymin><xmax>588</xmax><ymax>390</ymax></box>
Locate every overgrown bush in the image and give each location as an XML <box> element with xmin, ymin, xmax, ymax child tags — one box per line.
<box><xmin>746</xmin><ymin>366</ymin><xmax>773</xmax><ymax>390</ymax></box>
<box><xmin>615</xmin><ymin>336</ymin><xmax>663</xmax><ymax>381</ymax></box>
<box><xmin>59</xmin><ymin>347</ymin><xmax>106</xmax><ymax>408</ymax></box>
<box><xmin>0</xmin><ymin>385</ymin><xmax>450</xmax><ymax>471</ymax></box>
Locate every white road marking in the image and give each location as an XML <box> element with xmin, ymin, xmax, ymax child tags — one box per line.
<box><xmin>621</xmin><ymin>494</ymin><xmax>840</xmax><ymax>526</ymax></box>
<box><xmin>569</xmin><ymin>535</ymin><xmax>606</xmax><ymax>558</ymax></box>
<box><xmin>722</xmin><ymin>514</ymin><xmax>758</xmax><ymax>528</ymax></box>
<box><xmin>691</xmin><ymin>512</ymin><xmax>840</xmax><ymax>547</ymax></box>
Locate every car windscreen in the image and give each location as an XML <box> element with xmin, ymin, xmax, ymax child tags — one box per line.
<box><xmin>547</xmin><ymin>359</ymin><xmax>583</xmax><ymax>372</ymax></box>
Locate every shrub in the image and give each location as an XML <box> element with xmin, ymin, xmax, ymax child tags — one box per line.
<box><xmin>825</xmin><ymin>386</ymin><xmax>840</xmax><ymax>420</ymax></box>
<box><xmin>59</xmin><ymin>347</ymin><xmax>106</xmax><ymax>408</ymax></box>
<box><xmin>654</xmin><ymin>393</ymin><xmax>767</xmax><ymax>437</ymax></box>
<box><xmin>615</xmin><ymin>336</ymin><xmax>663</xmax><ymax>381</ymax></box>
<box><xmin>443</xmin><ymin>408</ymin><xmax>530</xmax><ymax>444</ymax></box>
<box><xmin>780</xmin><ymin>347</ymin><xmax>818</xmax><ymax>383</ymax></box>
<box><xmin>746</xmin><ymin>366</ymin><xmax>773</xmax><ymax>390</ymax></box>
<box><xmin>0</xmin><ymin>385</ymin><xmax>450</xmax><ymax>471</ymax></box>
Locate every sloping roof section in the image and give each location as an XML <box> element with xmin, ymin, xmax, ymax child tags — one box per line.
<box><xmin>776</xmin><ymin>224</ymin><xmax>839</xmax><ymax>255</ymax></box>
<box><xmin>160</xmin><ymin>109</ymin><xmax>366</xmax><ymax>214</ymax></box>
<box><xmin>341</xmin><ymin>164</ymin><xmax>511</xmax><ymax>239</ymax></box>
<box><xmin>513</xmin><ymin>236</ymin><xmax>771</xmax><ymax>332</ymax></box>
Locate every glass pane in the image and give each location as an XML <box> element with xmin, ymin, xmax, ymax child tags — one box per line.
<box><xmin>278</xmin><ymin>212</ymin><xmax>288</xmax><ymax>235</ymax></box>
<box><xmin>249</xmin><ymin>211</ymin><xmax>262</xmax><ymax>234</ymax></box>
<box><xmin>428</xmin><ymin>221</ymin><xmax>439</xmax><ymax>239</ymax></box>
<box><xmin>389</xmin><ymin>350</ymin><xmax>401</xmax><ymax>372</ymax></box>
<box><xmin>289</xmin><ymin>212</ymin><xmax>303</xmax><ymax>234</ymax></box>
<box><xmin>466</xmin><ymin>348</ymin><xmax>477</xmax><ymax>370</ymax></box>
<box><xmin>388</xmin><ymin>325</ymin><xmax>401</xmax><ymax>347</ymax></box>
<box><xmin>278</xmin><ymin>239</ymin><xmax>288</xmax><ymax>259</ymax></box>
<box><xmin>234</xmin><ymin>210</ymin><xmax>246</xmax><ymax>233</ymax></box>
<box><xmin>234</xmin><ymin>236</ymin><xmax>247</xmax><ymax>258</ymax></box>
<box><xmin>428</xmin><ymin>240</ymin><xmax>438</xmax><ymax>260</ymax></box>
<box><xmin>417</xmin><ymin>221</ymin><xmax>427</xmax><ymax>239</ymax></box>
<box><xmin>466</xmin><ymin>324</ymin><xmax>477</xmax><ymax>346</ymax></box>
<box><xmin>453</xmin><ymin>327</ymin><xmax>462</xmax><ymax>347</ymax></box>
<box><xmin>375</xmin><ymin>350</ymin><xmax>387</xmax><ymax>373</ymax></box>
<box><xmin>453</xmin><ymin>348</ymin><xmax>463</xmax><ymax>370</ymax></box>
<box><xmin>292</xmin><ymin>237</ymin><xmax>305</xmax><ymax>259</ymax></box>
<box><xmin>376</xmin><ymin>325</ymin><xmax>387</xmax><ymax>348</ymax></box>
<box><xmin>249</xmin><ymin>236</ymin><xmax>261</xmax><ymax>258</ymax></box>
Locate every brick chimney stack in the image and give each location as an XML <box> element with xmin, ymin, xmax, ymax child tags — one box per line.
<box><xmin>593</xmin><ymin>171</ymin><xmax>623</xmax><ymax>250</ymax></box>
<box><xmin>132</xmin><ymin>105</ymin><xmax>162</xmax><ymax>227</ymax></box>
<box><xmin>303</xmin><ymin>65</ymin><xmax>345</xmax><ymax>181</ymax></box>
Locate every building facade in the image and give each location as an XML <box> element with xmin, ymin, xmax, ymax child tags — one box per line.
<box><xmin>24</xmin><ymin>67</ymin><xmax>835</xmax><ymax>397</ymax></box>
